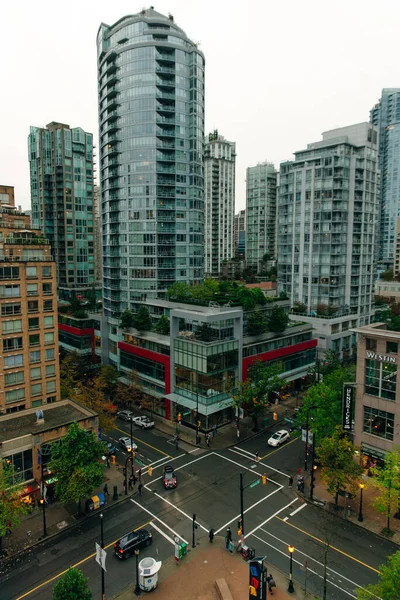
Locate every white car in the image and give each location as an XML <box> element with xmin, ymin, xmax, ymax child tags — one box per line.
<box><xmin>117</xmin><ymin>410</ymin><xmax>134</xmax><ymax>421</ymax></box>
<box><xmin>132</xmin><ymin>416</ymin><xmax>155</xmax><ymax>429</ymax></box>
<box><xmin>267</xmin><ymin>429</ymin><xmax>290</xmax><ymax>447</ymax></box>
<box><xmin>119</xmin><ymin>437</ymin><xmax>138</xmax><ymax>453</ymax></box>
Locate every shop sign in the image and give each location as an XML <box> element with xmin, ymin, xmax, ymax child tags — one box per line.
<box><xmin>366</xmin><ymin>351</ymin><xmax>396</xmax><ymax>363</ymax></box>
<box><xmin>342</xmin><ymin>385</ymin><xmax>353</xmax><ymax>431</ymax></box>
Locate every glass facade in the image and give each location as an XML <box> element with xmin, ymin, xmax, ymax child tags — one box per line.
<box><xmin>97</xmin><ymin>8</ymin><xmax>205</xmax><ymax>318</ymax></box>
<box><xmin>363</xmin><ymin>406</ymin><xmax>395</xmax><ymax>441</ymax></box>
<box><xmin>365</xmin><ymin>358</ymin><xmax>397</xmax><ymax>401</ymax></box>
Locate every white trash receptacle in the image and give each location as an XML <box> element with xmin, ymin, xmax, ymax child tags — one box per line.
<box><xmin>138</xmin><ymin>557</ymin><xmax>162</xmax><ymax>592</ymax></box>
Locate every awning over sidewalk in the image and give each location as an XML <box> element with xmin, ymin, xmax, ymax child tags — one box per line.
<box><xmin>165</xmin><ymin>392</ymin><xmax>234</xmax><ymax>416</ymax></box>
<box><xmin>361</xmin><ymin>443</ymin><xmax>387</xmax><ymax>460</ymax></box>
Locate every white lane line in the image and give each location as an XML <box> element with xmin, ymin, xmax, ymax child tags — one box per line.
<box><xmin>213</xmin><ymin>452</ymin><xmax>281</xmax><ymax>487</ymax></box>
<box><xmin>283</xmin><ymin>516</ymin><xmax>289</xmax><ymax>522</ymax></box>
<box><xmin>149</xmin><ymin>456</ymin><xmax>171</xmax><ymax>467</ymax></box>
<box><xmin>289</xmin><ymin>503</ymin><xmax>307</xmax><ymax>517</ymax></box>
<box><xmin>173</xmin><ymin>452</ymin><xmax>211</xmax><ymax>472</ymax></box>
<box><xmin>228</xmin><ymin>448</ymin><xmax>290</xmax><ymax>479</ymax></box>
<box><xmin>131</xmin><ymin>498</ymin><xmax>189</xmax><ymax>545</ymax></box>
<box><xmin>150</xmin><ymin>522</ymin><xmax>175</xmax><ymax>545</ymax></box>
<box><xmin>152</xmin><ymin>491</ymin><xmax>209</xmax><ymax>533</ymax></box>
<box><xmin>251</xmin><ymin>533</ymin><xmax>357</xmax><ymax>599</ymax></box>
<box><xmin>213</xmin><ymin>487</ymin><xmax>283</xmax><ymax>535</ymax></box>
<box><xmin>189</xmin><ymin>448</ymin><xmax>201</xmax><ymax>454</ymax></box>
<box><xmin>244</xmin><ymin>499</ymin><xmax>298</xmax><ymax>539</ymax></box>
<box><xmin>233</xmin><ymin>446</ymin><xmax>257</xmax><ymax>458</ymax></box>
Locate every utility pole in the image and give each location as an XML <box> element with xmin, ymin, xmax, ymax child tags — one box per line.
<box><xmin>192</xmin><ymin>513</ymin><xmax>197</xmax><ymax>548</ymax></box>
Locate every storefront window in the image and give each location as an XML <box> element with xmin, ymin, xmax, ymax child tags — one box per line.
<box><xmin>3</xmin><ymin>449</ymin><xmax>34</xmax><ymax>483</ymax></box>
<box><xmin>365</xmin><ymin>359</ymin><xmax>397</xmax><ymax>401</ymax></box>
<box><xmin>363</xmin><ymin>406</ymin><xmax>394</xmax><ymax>441</ymax></box>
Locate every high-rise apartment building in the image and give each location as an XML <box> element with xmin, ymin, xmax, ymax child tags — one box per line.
<box><xmin>370</xmin><ymin>89</ymin><xmax>400</xmax><ymax>268</ymax></box>
<box><xmin>204</xmin><ymin>130</ymin><xmax>236</xmax><ymax>277</ymax></box>
<box><xmin>93</xmin><ymin>185</ymin><xmax>102</xmax><ymax>287</ymax></box>
<box><xmin>245</xmin><ymin>163</ymin><xmax>277</xmax><ymax>273</ymax></box>
<box><xmin>97</xmin><ymin>8</ymin><xmax>205</xmax><ymax>320</ymax></box>
<box><xmin>28</xmin><ymin>122</ymin><xmax>95</xmax><ymax>300</ymax></box>
<box><xmin>278</xmin><ymin>123</ymin><xmax>378</xmax><ymax>358</ymax></box>
<box><xmin>0</xmin><ymin>186</ymin><xmax>59</xmax><ymax>415</ymax></box>
<box><xmin>234</xmin><ymin>209</ymin><xmax>245</xmax><ymax>256</ymax></box>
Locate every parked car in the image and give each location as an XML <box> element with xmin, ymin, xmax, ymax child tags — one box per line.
<box><xmin>114</xmin><ymin>529</ymin><xmax>152</xmax><ymax>559</ymax></box>
<box><xmin>118</xmin><ymin>437</ymin><xmax>138</xmax><ymax>453</ymax></box>
<box><xmin>267</xmin><ymin>429</ymin><xmax>290</xmax><ymax>447</ymax></box>
<box><xmin>163</xmin><ymin>465</ymin><xmax>177</xmax><ymax>489</ymax></box>
<box><xmin>132</xmin><ymin>415</ymin><xmax>155</xmax><ymax>429</ymax></box>
<box><xmin>117</xmin><ymin>410</ymin><xmax>134</xmax><ymax>421</ymax></box>
<box><xmin>102</xmin><ymin>440</ymin><xmax>117</xmax><ymax>456</ymax></box>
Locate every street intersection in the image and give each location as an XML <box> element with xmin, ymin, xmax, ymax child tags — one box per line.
<box><xmin>1</xmin><ymin>424</ymin><xmax>398</xmax><ymax>600</ymax></box>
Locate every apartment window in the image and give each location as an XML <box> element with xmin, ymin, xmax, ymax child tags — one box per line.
<box><xmin>43</xmin><ymin>316</ymin><xmax>54</xmax><ymax>328</ymax></box>
<box><xmin>5</xmin><ymin>388</ymin><xmax>25</xmax><ymax>404</ymax></box>
<box><xmin>26</xmin><ymin>266</ymin><xmax>37</xmax><ymax>279</ymax></box>
<box><xmin>31</xmin><ymin>383</ymin><xmax>42</xmax><ymax>396</ymax></box>
<box><xmin>1</xmin><ymin>302</ymin><xmax>21</xmax><ymax>316</ymax></box>
<box><xmin>27</xmin><ymin>283</ymin><xmax>38</xmax><ymax>296</ymax></box>
<box><xmin>29</xmin><ymin>334</ymin><xmax>40</xmax><ymax>347</ymax></box>
<box><xmin>46</xmin><ymin>380</ymin><xmax>56</xmax><ymax>393</ymax></box>
<box><xmin>0</xmin><ymin>266</ymin><xmax>19</xmax><ymax>280</ymax></box>
<box><xmin>3</xmin><ymin>337</ymin><xmax>23</xmax><ymax>352</ymax></box>
<box><xmin>363</xmin><ymin>406</ymin><xmax>394</xmax><ymax>441</ymax></box>
<box><xmin>42</xmin><ymin>283</ymin><xmax>52</xmax><ymax>295</ymax></box>
<box><xmin>366</xmin><ymin>338</ymin><xmax>377</xmax><ymax>351</ymax></box>
<box><xmin>29</xmin><ymin>351</ymin><xmax>41</xmax><ymax>364</ymax></box>
<box><xmin>43</xmin><ymin>300</ymin><xmax>53</xmax><ymax>312</ymax></box>
<box><xmin>0</xmin><ymin>284</ymin><xmax>20</xmax><ymax>297</ymax></box>
<box><xmin>32</xmin><ymin>400</ymin><xmax>42</xmax><ymax>408</ymax></box>
<box><xmin>42</xmin><ymin>266</ymin><xmax>52</xmax><ymax>278</ymax></box>
<box><xmin>387</xmin><ymin>342</ymin><xmax>398</xmax><ymax>354</ymax></box>
<box><xmin>28</xmin><ymin>300</ymin><xmax>39</xmax><ymax>313</ymax></box>
<box><xmin>44</xmin><ymin>332</ymin><xmax>54</xmax><ymax>345</ymax></box>
<box><xmin>365</xmin><ymin>359</ymin><xmax>397</xmax><ymax>401</ymax></box>
<box><xmin>28</xmin><ymin>317</ymin><xmax>40</xmax><ymax>330</ymax></box>
<box><xmin>47</xmin><ymin>396</ymin><xmax>56</xmax><ymax>404</ymax></box>
<box><xmin>2</xmin><ymin>319</ymin><xmax>22</xmax><ymax>334</ymax></box>
<box><xmin>4</xmin><ymin>354</ymin><xmax>23</xmax><ymax>368</ymax></box>
<box><xmin>45</xmin><ymin>348</ymin><xmax>55</xmax><ymax>361</ymax></box>
<box><xmin>45</xmin><ymin>364</ymin><xmax>55</xmax><ymax>377</ymax></box>
<box><xmin>4</xmin><ymin>371</ymin><xmax>24</xmax><ymax>386</ymax></box>
<box><xmin>30</xmin><ymin>367</ymin><xmax>41</xmax><ymax>380</ymax></box>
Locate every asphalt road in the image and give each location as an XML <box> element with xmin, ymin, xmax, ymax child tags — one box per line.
<box><xmin>1</xmin><ymin>424</ymin><xmax>398</xmax><ymax>600</ymax></box>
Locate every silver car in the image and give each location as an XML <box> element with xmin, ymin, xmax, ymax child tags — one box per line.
<box><xmin>267</xmin><ymin>429</ymin><xmax>290</xmax><ymax>447</ymax></box>
<box><xmin>117</xmin><ymin>410</ymin><xmax>134</xmax><ymax>421</ymax></box>
<box><xmin>118</xmin><ymin>437</ymin><xmax>138</xmax><ymax>452</ymax></box>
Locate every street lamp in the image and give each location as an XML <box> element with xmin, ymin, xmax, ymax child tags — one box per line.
<box><xmin>358</xmin><ymin>482</ymin><xmax>365</xmax><ymax>522</ymax></box>
<box><xmin>100</xmin><ymin>513</ymin><xmax>105</xmax><ymax>600</ymax></box>
<box><xmin>304</xmin><ymin>405</ymin><xmax>316</xmax><ymax>472</ymax></box>
<box><xmin>288</xmin><ymin>545</ymin><xmax>295</xmax><ymax>593</ymax></box>
<box><xmin>134</xmin><ymin>548</ymin><xmax>141</xmax><ymax>596</ymax></box>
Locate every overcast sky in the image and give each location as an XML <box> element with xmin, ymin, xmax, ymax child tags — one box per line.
<box><xmin>1</xmin><ymin>0</ymin><xmax>398</xmax><ymax>211</ymax></box>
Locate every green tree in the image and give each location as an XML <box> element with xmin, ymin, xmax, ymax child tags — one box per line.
<box><xmin>166</xmin><ymin>282</ymin><xmax>192</xmax><ymax>301</ymax></box>
<box><xmin>250</xmin><ymin>288</ymin><xmax>267</xmax><ymax>305</ymax></box>
<box><xmin>381</xmin><ymin>268</ymin><xmax>394</xmax><ymax>281</ymax></box>
<box><xmin>49</xmin><ymin>422</ymin><xmax>104</xmax><ymax>513</ymax></box>
<box><xmin>192</xmin><ymin>278</ymin><xmax>219</xmax><ymax>301</ymax></box>
<box><xmin>0</xmin><ymin>462</ymin><xmax>30</xmax><ymax>554</ymax></box>
<box><xmin>60</xmin><ymin>353</ymin><xmax>80</xmax><ymax>399</ymax></box>
<box><xmin>133</xmin><ymin>306</ymin><xmax>152</xmax><ymax>332</ymax></box>
<box><xmin>195</xmin><ymin>322</ymin><xmax>214</xmax><ymax>342</ymax></box>
<box><xmin>356</xmin><ymin>550</ymin><xmax>400</xmax><ymax>599</ymax></box>
<box><xmin>116</xmin><ymin>369</ymin><xmax>142</xmax><ymax>409</ymax></box>
<box><xmin>72</xmin><ymin>377</ymin><xmax>115</xmax><ymax>432</ymax></box>
<box><xmin>97</xmin><ymin>364</ymin><xmax>120</xmax><ymax>399</ymax></box>
<box><xmin>236</xmin><ymin>286</ymin><xmax>257</xmax><ymax>310</ymax></box>
<box><xmin>52</xmin><ymin>568</ymin><xmax>92</xmax><ymax>600</ymax></box>
<box><xmin>267</xmin><ymin>306</ymin><xmax>289</xmax><ymax>333</ymax></box>
<box><xmin>120</xmin><ymin>309</ymin><xmax>135</xmax><ymax>329</ymax></box>
<box><xmin>154</xmin><ymin>314</ymin><xmax>170</xmax><ymax>335</ymax></box>
<box><xmin>317</xmin><ymin>426</ymin><xmax>362</xmax><ymax>505</ymax></box>
<box><xmin>370</xmin><ymin>449</ymin><xmax>400</xmax><ymax>535</ymax></box>
<box><xmin>247</xmin><ymin>310</ymin><xmax>268</xmax><ymax>336</ymax></box>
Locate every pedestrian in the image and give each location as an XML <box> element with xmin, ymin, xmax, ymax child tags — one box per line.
<box><xmin>225</xmin><ymin>527</ymin><xmax>232</xmax><ymax>549</ymax></box>
<box><xmin>267</xmin><ymin>574</ymin><xmax>276</xmax><ymax>594</ymax></box>
<box><xmin>213</xmin><ymin>424</ymin><xmax>217</xmax><ymax>438</ymax></box>
<box><xmin>255</xmin><ymin>451</ymin><xmax>260</xmax><ymax>462</ymax></box>
<box><xmin>128</xmin><ymin>476</ymin><xmax>133</xmax><ymax>490</ymax></box>
<box><xmin>103</xmin><ymin>483</ymin><xmax>110</xmax><ymax>497</ymax></box>
<box><xmin>138</xmin><ymin>483</ymin><xmax>143</xmax><ymax>496</ymax></box>
<box><xmin>297</xmin><ymin>467</ymin><xmax>301</xmax><ymax>476</ymax></box>
<box><xmin>106</xmin><ymin>456</ymin><xmax>110</xmax><ymax>469</ymax></box>
<box><xmin>196</xmin><ymin>432</ymin><xmax>200</xmax><ymax>445</ymax></box>
<box><xmin>138</xmin><ymin>468</ymin><xmax>142</xmax><ymax>482</ymax></box>
<box><xmin>206</xmin><ymin>433</ymin><xmax>210</xmax><ymax>448</ymax></box>
<box><xmin>5</xmin><ymin>521</ymin><xmax>11</xmax><ymax>535</ymax></box>
<box><xmin>300</xmin><ymin>480</ymin><xmax>305</xmax><ymax>493</ymax></box>
<box><xmin>288</xmin><ymin>476</ymin><xmax>293</xmax><ymax>488</ymax></box>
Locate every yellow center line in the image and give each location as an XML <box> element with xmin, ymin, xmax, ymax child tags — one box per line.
<box><xmin>275</xmin><ymin>516</ymin><xmax>381</xmax><ymax>574</ymax></box>
<box><xmin>15</xmin><ymin>520</ymin><xmax>153</xmax><ymax>600</ymax></box>
<box><xmin>114</xmin><ymin>426</ymin><xmax>171</xmax><ymax>458</ymax></box>
<box><xmin>261</xmin><ymin>436</ymin><xmax>298</xmax><ymax>460</ymax></box>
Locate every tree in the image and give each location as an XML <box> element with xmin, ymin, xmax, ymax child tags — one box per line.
<box><xmin>370</xmin><ymin>449</ymin><xmax>400</xmax><ymax>535</ymax></box>
<box><xmin>316</xmin><ymin>303</ymin><xmax>329</xmax><ymax>316</ymax></box>
<box><xmin>250</xmin><ymin>288</ymin><xmax>267</xmax><ymax>306</ymax></box>
<box><xmin>192</xmin><ymin>278</ymin><xmax>219</xmax><ymax>301</ymax></box>
<box><xmin>96</xmin><ymin>364</ymin><xmax>119</xmax><ymax>399</ymax></box>
<box><xmin>292</xmin><ymin>301</ymin><xmax>307</xmax><ymax>314</ymax></box>
<box><xmin>154</xmin><ymin>314</ymin><xmax>170</xmax><ymax>335</ymax></box>
<box><xmin>60</xmin><ymin>352</ymin><xmax>80</xmax><ymax>399</ymax></box>
<box><xmin>195</xmin><ymin>322</ymin><xmax>214</xmax><ymax>342</ymax></box>
<box><xmin>236</xmin><ymin>286</ymin><xmax>257</xmax><ymax>310</ymax></box>
<box><xmin>116</xmin><ymin>369</ymin><xmax>142</xmax><ymax>409</ymax></box>
<box><xmin>381</xmin><ymin>268</ymin><xmax>394</xmax><ymax>281</ymax></box>
<box><xmin>247</xmin><ymin>310</ymin><xmax>268</xmax><ymax>336</ymax></box>
<box><xmin>0</xmin><ymin>462</ymin><xmax>30</xmax><ymax>555</ymax></box>
<box><xmin>133</xmin><ymin>306</ymin><xmax>152</xmax><ymax>332</ymax></box>
<box><xmin>120</xmin><ymin>309</ymin><xmax>135</xmax><ymax>329</ymax></box>
<box><xmin>166</xmin><ymin>282</ymin><xmax>192</xmax><ymax>301</ymax></box>
<box><xmin>267</xmin><ymin>306</ymin><xmax>289</xmax><ymax>333</ymax></box>
<box><xmin>52</xmin><ymin>568</ymin><xmax>92</xmax><ymax>600</ymax></box>
<box><xmin>317</xmin><ymin>426</ymin><xmax>362</xmax><ymax>505</ymax></box>
<box><xmin>49</xmin><ymin>422</ymin><xmax>104</xmax><ymax>514</ymax></box>
<box><xmin>356</xmin><ymin>550</ymin><xmax>400</xmax><ymax>600</ymax></box>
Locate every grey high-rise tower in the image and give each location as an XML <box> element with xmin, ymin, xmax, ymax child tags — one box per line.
<box><xmin>97</xmin><ymin>8</ymin><xmax>205</xmax><ymax>319</ymax></box>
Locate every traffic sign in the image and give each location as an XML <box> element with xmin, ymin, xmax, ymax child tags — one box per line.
<box><xmin>95</xmin><ymin>542</ymin><xmax>107</xmax><ymax>571</ymax></box>
<box><xmin>249</xmin><ymin>479</ymin><xmax>261</xmax><ymax>489</ymax></box>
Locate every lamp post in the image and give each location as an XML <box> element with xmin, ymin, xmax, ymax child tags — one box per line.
<box><xmin>239</xmin><ymin>473</ymin><xmax>245</xmax><ymax>537</ymax></box>
<box><xmin>134</xmin><ymin>548</ymin><xmax>141</xmax><ymax>596</ymax></box>
<box><xmin>358</xmin><ymin>483</ymin><xmax>364</xmax><ymax>522</ymax></box>
<box><xmin>130</xmin><ymin>418</ymin><xmax>135</xmax><ymax>480</ymax></box>
<box><xmin>288</xmin><ymin>545</ymin><xmax>295</xmax><ymax>593</ymax></box>
<box><xmin>100</xmin><ymin>513</ymin><xmax>105</xmax><ymax>600</ymax></box>
<box><xmin>38</xmin><ymin>445</ymin><xmax>51</xmax><ymax>539</ymax></box>
<box><xmin>304</xmin><ymin>405</ymin><xmax>317</xmax><ymax>471</ymax></box>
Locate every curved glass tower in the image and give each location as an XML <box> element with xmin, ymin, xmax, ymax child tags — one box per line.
<box><xmin>97</xmin><ymin>8</ymin><xmax>205</xmax><ymax>318</ymax></box>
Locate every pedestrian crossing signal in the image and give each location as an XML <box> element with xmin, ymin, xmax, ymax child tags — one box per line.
<box><xmin>197</xmin><ymin>420</ymin><xmax>201</xmax><ymax>430</ymax></box>
<box><xmin>177</xmin><ymin>413</ymin><xmax>182</xmax><ymax>423</ymax></box>
<box><xmin>148</xmin><ymin>466</ymin><xmax>153</xmax><ymax>477</ymax></box>
<box><xmin>262</xmin><ymin>473</ymin><xmax>267</xmax><ymax>485</ymax></box>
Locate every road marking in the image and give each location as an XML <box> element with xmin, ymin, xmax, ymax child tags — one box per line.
<box><xmin>261</xmin><ymin>436</ymin><xmax>298</xmax><ymax>460</ymax></box>
<box><xmin>173</xmin><ymin>452</ymin><xmax>210</xmax><ymax>472</ymax></box>
<box><xmin>289</xmin><ymin>503</ymin><xmax>307</xmax><ymax>517</ymax></box>
<box><xmin>14</xmin><ymin>521</ymin><xmax>152</xmax><ymax>600</ymax></box>
<box><xmin>283</xmin><ymin>516</ymin><xmax>289</xmax><ymax>521</ymax></box>
<box><xmin>251</xmin><ymin>533</ymin><xmax>357</xmax><ymax>599</ymax></box>
<box><xmin>131</xmin><ymin>498</ymin><xmax>188</xmax><ymax>545</ymax></box>
<box><xmin>213</xmin><ymin>451</ymin><xmax>281</xmax><ymax>487</ymax></box>
<box><xmin>114</xmin><ymin>425</ymin><xmax>172</xmax><ymax>457</ymax></box>
<box><xmin>274</xmin><ymin>516</ymin><xmax>381</xmax><ymax>574</ymax></box>
<box><xmin>228</xmin><ymin>448</ymin><xmax>290</xmax><ymax>479</ymax></box>
<box><xmin>244</xmin><ymin>499</ymin><xmax>298</xmax><ymax>538</ymax></box>
<box><xmin>152</xmin><ymin>491</ymin><xmax>209</xmax><ymax>533</ymax></box>
<box><xmin>213</xmin><ymin>487</ymin><xmax>283</xmax><ymax>535</ymax></box>
<box><xmin>189</xmin><ymin>447</ymin><xmax>201</xmax><ymax>453</ymax></box>
<box><xmin>150</xmin><ymin>521</ymin><xmax>175</xmax><ymax>545</ymax></box>
<box><xmin>233</xmin><ymin>446</ymin><xmax>257</xmax><ymax>458</ymax></box>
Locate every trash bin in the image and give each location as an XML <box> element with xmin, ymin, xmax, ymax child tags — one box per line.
<box><xmin>138</xmin><ymin>557</ymin><xmax>162</xmax><ymax>591</ymax></box>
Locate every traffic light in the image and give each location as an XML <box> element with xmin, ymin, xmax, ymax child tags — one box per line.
<box><xmin>273</xmin><ymin>412</ymin><xmax>278</xmax><ymax>421</ymax></box>
<box><xmin>131</xmin><ymin>451</ymin><xmax>136</xmax><ymax>458</ymax></box>
<box><xmin>262</xmin><ymin>473</ymin><xmax>267</xmax><ymax>485</ymax></box>
<box><xmin>237</xmin><ymin>518</ymin><xmax>243</xmax><ymax>536</ymax></box>
<box><xmin>177</xmin><ymin>412</ymin><xmax>182</xmax><ymax>423</ymax></box>
<box><xmin>148</xmin><ymin>466</ymin><xmax>153</xmax><ymax>477</ymax></box>
<box><xmin>197</xmin><ymin>420</ymin><xmax>201</xmax><ymax>430</ymax></box>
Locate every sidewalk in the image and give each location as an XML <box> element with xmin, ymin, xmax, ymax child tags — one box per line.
<box><xmin>112</xmin><ymin>535</ymin><xmax>317</xmax><ymax>600</ymax></box>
